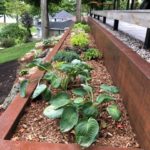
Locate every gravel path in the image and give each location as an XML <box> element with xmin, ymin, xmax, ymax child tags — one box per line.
<box><xmin>93</xmin><ymin>18</ymin><xmax>150</xmax><ymax>63</ymax></box>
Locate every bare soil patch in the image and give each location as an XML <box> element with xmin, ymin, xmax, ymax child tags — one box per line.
<box><xmin>0</xmin><ymin>60</ymin><xmax>19</xmax><ymax>104</ymax></box>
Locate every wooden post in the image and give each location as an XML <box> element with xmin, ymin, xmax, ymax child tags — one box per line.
<box><xmin>103</xmin><ymin>17</ymin><xmax>106</xmax><ymax>24</ymax></box>
<box><xmin>144</xmin><ymin>28</ymin><xmax>150</xmax><ymax>49</ymax></box>
<box><xmin>113</xmin><ymin>19</ymin><xmax>119</xmax><ymax>30</ymax></box>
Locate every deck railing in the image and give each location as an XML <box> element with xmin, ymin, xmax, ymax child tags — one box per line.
<box><xmin>90</xmin><ymin>10</ymin><xmax>150</xmax><ymax>49</ymax></box>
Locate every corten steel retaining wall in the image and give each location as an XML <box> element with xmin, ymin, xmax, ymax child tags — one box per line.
<box><xmin>88</xmin><ymin>17</ymin><xmax>150</xmax><ymax>150</ymax></box>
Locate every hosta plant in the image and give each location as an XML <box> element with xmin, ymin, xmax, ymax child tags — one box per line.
<box><xmin>43</xmin><ymin>59</ymin><xmax>92</xmax><ymax>90</ymax></box>
<box><xmin>73</xmin><ymin>23</ymin><xmax>91</xmax><ymax>33</ymax></box>
<box><xmin>71</xmin><ymin>33</ymin><xmax>89</xmax><ymax>49</ymax></box>
<box><xmin>83</xmin><ymin>48</ymin><xmax>103</xmax><ymax>60</ymax></box>
<box><xmin>43</xmin><ymin>83</ymin><xmax>121</xmax><ymax>147</ymax></box>
<box><xmin>52</xmin><ymin>50</ymin><xmax>80</xmax><ymax>63</ymax></box>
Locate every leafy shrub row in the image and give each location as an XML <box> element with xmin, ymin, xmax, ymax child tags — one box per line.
<box><xmin>0</xmin><ymin>23</ymin><xmax>28</xmax><ymax>48</ymax></box>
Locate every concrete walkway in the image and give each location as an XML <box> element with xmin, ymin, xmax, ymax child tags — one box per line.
<box><xmin>98</xmin><ymin>18</ymin><xmax>147</xmax><ymax>42</ymax></box>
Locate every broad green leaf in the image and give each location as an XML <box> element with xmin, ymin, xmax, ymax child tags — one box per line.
<box><xmin>75</xmin><ymin>118</ymin><xmax>99</xmax><ymax>147</ymax></box>
<box><xmin>27</xmin><ymin>58</ymin><xmax>43</xmax><ymax>68</ymax></box>
<box><xmin>100</xmin><ymin>84</ymin><xmax>119</xmax><ymax>94</ymax></box>
<box><xmin>74</xmin><ymin>97</ymin><xmax>84</xmax><ymax>104</ymax></box>
<box><xmin>43</xmin><ymin>71</ymin><xmax>57</xmax><ymax>81</ymax></box>
<box><xmin>20</xmin><ymin>80</ymin><xmax>28</xmax><ymax>97</ymax></box>
<box><xmin>38</xmin><ymin>62</ymin><xmax>51</xmax><ymax>71</ymax></box>
<box><xmin>81</xmin><ymin>84</ymin><xmax>92</xmax><ymax>93</ymax></box>
<box><xmin>50</xmin><ymin>92</ymin><xmax>70</xmax><ymax>109</ymax></box>
<box><xmin>72</xmin><ymin>88</ymin><xmax>87</xmax><ymax>96</ymax></box>
<box><xmin>32</xmin><ymin>84</ymin><xmax>47</xmax><ymax>99</ymax></box>
<box><xmin>106</xmin><ymin>104</ymin><xmax>121</xmax><ymax>121</ymax></box>
<box><xmin>43</xmin><ymin>105</ymin><xmax>64</xmax><ymax>119</ymax></box>
<box><xmin>43</xmin><ymin>88</ymin><xmax>51</xmax><ymax>101</ymax></box>
<box><xmin>96</xmin><ymin>94</ymin><xmax>115</xmax><ymax>104</ymax></box>
<box><xmin>60</xmin><ymin>77</ymin><xmax>69</xmax><ymax>90</ymax></box>
<box><xmin>51</xmin><ymin>77</ymin><xmax>62</xmax><ymax>88</ymax></box>
<box><xmin>82</xmin><ymin>102</ymin><xmax>98</xmax><ymax>117</ymax></box>
<box><xmin>60</xmin><ymin>106</ymin><xmax>78</xmax><ymax>132</ymax></box>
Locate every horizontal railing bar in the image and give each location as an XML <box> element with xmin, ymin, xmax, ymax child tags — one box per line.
<box><xmin>91</xmin><ymin>10</ymin><xmax>150</xmax><ymax>28</ymax></box>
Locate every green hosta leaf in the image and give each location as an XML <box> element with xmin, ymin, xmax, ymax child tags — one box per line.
<box><xmin>27</xmin><ymin>58</ymin><xmax>43</xmax><ymax>68</ymax></box>
<box><xmin>74</xmin><ymin>97</ymin><xmax>84</xmax><ymax>104</ymax></box>
<box><xmin>43</xmin><ymin>105</ymin><xmax>64</xmax><ymax>119</ymax></box>
<box><xmin>100</xmin><ymin>84</ymin><xmax>119</xmax><ymax>94</ymax></box>
<box><xmin>82</xmin><ymin>102</ymin><xmax>98</xmax><ymax>117</ymax></box>
<box><xmin>60</xmin><ymin>77</ymin><xmax>69</xmax><ymax>90</ymax></box>
<box><xmin>51</xmin><ymin>77</ymin><xmax>62</xmax><ymax>88</ymax></box>
<box><xmin>38</xmin><ymin>62</ymin><xmax>51</xmax><ymax>71</ymax></box>
<box><xmin>106</xmin><ymin>104</ymin><xmax>121</xmax><ymax>121</ymax></box>
<box><xmin>75</xmin><ymin>118</ymin><xmax>99</xmax><ymax>147</ymax></box>
<box><xmin>50</xmin><ymin>92</ymin><xmax>70</xmax><ymax>109</ymax></box>
<box><xmin>81</xmin><ymin>84</ymin><xmax>92</xmax><ymax>93</ymax></box>
<box><xmin>60</xmin><ymin>106</ymin><xmax>78</xmax><ymax>132</ymax></box>
<box><xmin>43</xmin><ymin>88</ymin><xmax>51</xmax><ymax>101</ymax></box>
<box><xmin>32</xmin><ymin>84</ymin><xmax>47</xmax><ymax>99</ymax></box>
<box><xmin>72</xmin><ymin>88</ymin><xmax>87</xmax><ymax>96</ymax></box>
<box><xmin>96</xmin><ymin>94</ymin><xmax>115</xmax><ymax>104</ymax></box>
<box><xmin>20</xmin><ymin>80</ymin><xmax>28</xmax><ymax>97</ymax></box>
<box><xmin>43</xmin><ymin>71</ymin><xmax>57</xmax><ymax>82</ymax></box>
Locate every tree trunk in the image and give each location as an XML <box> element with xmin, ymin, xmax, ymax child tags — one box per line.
<box><xmin>126</xmin><ymin>0</ymin><xmax>130</xmax><ymax>10</ymax></box>
<box><xmin>113</xmin><ymin>0</ymin><xmax>117</xmax><ymax>9</ymax></box>
<box><xmin>131</xmin><ymin>0</ymin><xmax>135</xmax><ymax>9</ymax></box>
<box><xmin>76</xmin><ymin>0</ymin><xmax>81</xmax><ymax>22</ymax></box>
<box><xmin>116</xmin><ymin>0</ymin><xmax>120</xmax><ymax>9</ymax></box>
<box><xmin>16</xmin><ymin>15</ymin><xmax>19</xmax><ymax>24</ymax></box>
<box><xmin>41</xmin><ymin>0</ymin><xmax>49</xmax><ymax>39</ymax></box>
<box><xmin>4</xmin><ymin>14</ymin><xmax>6</xmax><ymax>24</ymax></box>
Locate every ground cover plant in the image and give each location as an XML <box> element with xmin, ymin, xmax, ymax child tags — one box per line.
<box><xmin>70</xmin><ymin>32</ymin><xmax>89</xmax><ymax>50</ymax></box>
<box><xmin>83</xmin><ymin>48</ymin><xmax>103</xmax><ymax>60</ymax></box>
<box><xmin>18</xmin><ymin>22</ymin><xmax>123</xmax><ymax>148</ymax></box>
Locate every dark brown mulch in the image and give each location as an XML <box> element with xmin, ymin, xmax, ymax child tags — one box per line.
<box><xmin>0</xmin><ymin>60</ymin><xmax>19</xmax><ymax>104</ymax></box>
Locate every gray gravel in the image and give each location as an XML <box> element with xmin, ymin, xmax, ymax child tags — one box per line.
<box><xmin>2</xmin><ymin>83</ymin><xmax>20</xmax><ymax>109</ymax></box>
<box><xmin>94</xmin><ymin>18</ymin><xmax>150</xmax><ymax>63</ymax></box>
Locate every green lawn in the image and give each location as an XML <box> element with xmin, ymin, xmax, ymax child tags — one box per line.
<box><xmin>0</xmin><ymin>41</ymin><xmax>36</xmax><ymax>64</ymax></box>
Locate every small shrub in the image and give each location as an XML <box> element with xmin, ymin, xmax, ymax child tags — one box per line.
<box><xmin>21</xmin><ymin>12</ymin><xmax>33</xmax><ymax>41</ymax></box>
<box><xmin>73</xmin><ymin>23</ymin><xmax>90</xmax><ymax>33</ymax></box>
<box><xmin>0</xmin><ymin>23</ymin><xmax>27</xmax><ymax>43</ymax></box>
<box><xmin>0</xmin><ymin>38</ymin><xmax>15</xmax><ymax>48</ymax></box>
<box><xmin>71</xmin><ymin>33</ymin><xmax>89</xmax><ymax>49</ymax></box>
<box><xmin>52</xmin><ymin>51</ymin><xmax>80</xmax><ymax>62</ymax></box>
<box><xmin>83</xmin><ymin>48</ymin><xmax>103</xmax><ymax>60</ymax></box>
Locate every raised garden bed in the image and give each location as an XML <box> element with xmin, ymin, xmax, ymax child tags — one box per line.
<box><xmin>0</xmin><ymin>22</ymin><xmax>146</xmax><ymax>150</ymax></box>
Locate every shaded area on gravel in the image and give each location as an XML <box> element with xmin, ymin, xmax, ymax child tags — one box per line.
<box><xmin>0</xmin><ymin>60</ymin><xmax>19</xmax><ymax>104</ymax></box>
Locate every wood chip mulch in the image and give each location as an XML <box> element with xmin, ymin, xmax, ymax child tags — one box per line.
<box><xmin>12</xmin><ymin>32</ymin><xmax>140</xmax><ymax>148</ymax></box>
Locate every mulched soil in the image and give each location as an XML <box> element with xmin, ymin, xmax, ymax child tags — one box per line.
<box><xmin>12</xmin><ymin>33</ymin><xmax>140</xmax><ymax>148</ymax></box>
<box><xmin>0</xmin><ymin>60</ymin><xmax>19</xmax><ymax>104</ymax></box>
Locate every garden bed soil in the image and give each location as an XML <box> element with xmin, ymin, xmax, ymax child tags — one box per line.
<box><xmin>0</xmin><ymin>60</ymin><xmax>19</xmax><ymax>104</ymax></box>
<box><xmin>12</xmin><ymin>33</ymin><xmax>140</xmax><ymax>148</ymax></box>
